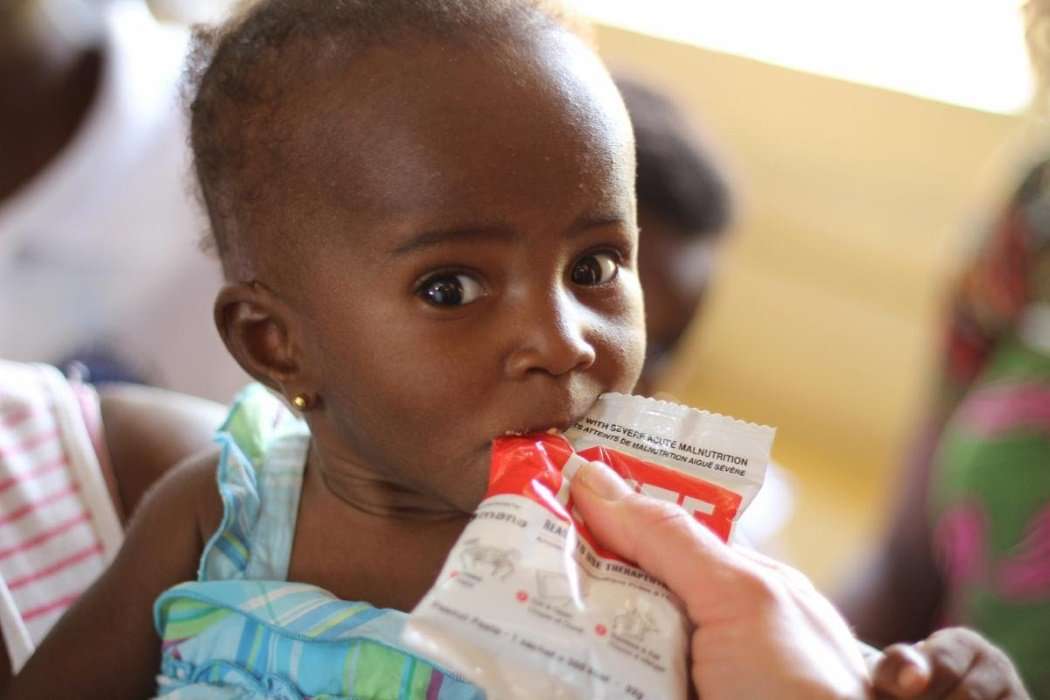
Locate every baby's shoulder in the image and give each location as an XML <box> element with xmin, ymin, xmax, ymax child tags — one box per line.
<box><xmin>88</xmin><ymin>446</ymin><xmax>225</xmax><ymax>617</ymax></box>
<box><xmin>131</xmin><ymin>446</ymin><xmax>225</xmax><ymax>555</ymax></box>
<box><xmin>116</xmin><ymin>442</ymin><xmax>224</xmax><ymax>570</ymax></box>
<box><xmin>170</xmin><ymin>447</ymin><xmax>225</xmax><ymax>544</ymax></box>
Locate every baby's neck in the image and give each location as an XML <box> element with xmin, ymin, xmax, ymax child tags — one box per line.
<box><xmin>293</xmin><ymin>449</ymin><xmax>471</xmax><ymax>609</ymax></box>
<box><xmin>306</xmin><ymin>443</ymin><xmax>469</xmax><ymax>522</ymax></box>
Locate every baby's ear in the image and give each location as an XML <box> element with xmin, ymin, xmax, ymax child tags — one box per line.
<box><xmin>213</xmin><ymin>282</ymin><xmax>304</xmax><ymax>393</ymax></box>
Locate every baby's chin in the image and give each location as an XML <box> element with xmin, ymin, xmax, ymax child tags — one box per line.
<box><xmin>449</xmin><ymin>429</ymin><xmax>566</xmax><ymax>512</ymax></box>
<box><xmin>434</xmin><ymin>433</ymin><xmax>556</xmax><ymax>513</ymax></box>
<box><xmin>437</xmin><ymin>446</ymin><xmax>494</xmax><ymax>514</ymax></box>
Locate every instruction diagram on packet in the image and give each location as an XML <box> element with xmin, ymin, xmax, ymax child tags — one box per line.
<box><xmin>535</xmin><ymin>569</ymin><xmax>589</xmax><ymax>608</ymax></box>
<box><xmin>460</xmin><ymin>539</ymin><xmax>520</xmax><ymax>580</ymax></box>
<box><xmin>613</xmin><ymin>599</ymin><xmax>659</xmax><ymax>643</ymax></box>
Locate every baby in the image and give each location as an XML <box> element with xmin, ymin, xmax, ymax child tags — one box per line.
<box><xmin>4</xmin><ymin>1</ymin><xmax>1030</xmax><ymax>698</ymax></box>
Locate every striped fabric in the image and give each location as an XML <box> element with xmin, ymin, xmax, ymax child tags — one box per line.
<box><xmin>199</xmin><ymin>384</ymin><xmax>305</xmax><ymax>583</ymax></box>
<box><xmin>155</xmin><ymin>581</ymin><xmax>480</xmax><ymax>700</ymax></box>
<box><xmin>154</xmin><ymin>386</ymin><xmax>484</xmax><ymax>699</ymax></box>
<box><xmin>0</xmin><ymin>360</ymin><xmax>123</xmax><ymax>671</ymax></box>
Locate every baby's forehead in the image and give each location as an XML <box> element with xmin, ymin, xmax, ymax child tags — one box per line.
<box><xmin>258</xmin><ymin>32</ymin><xmax>634</xmax><ymax>251</ymax></box>
<box><xmin>286</xmin><ymin>34</ymin><xmax>626</xmax><ymax>159</ymax></box>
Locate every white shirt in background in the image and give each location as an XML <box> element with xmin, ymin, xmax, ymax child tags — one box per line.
<box><xmin>0</xmin><ymin>0</ymin><xmax>246</xmax><ymax>402</ymax></box>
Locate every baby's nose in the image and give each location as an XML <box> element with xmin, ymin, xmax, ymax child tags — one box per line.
<box><xmin>504</xmin><ymin>289</ymin><xmax>596</xmax><ymax>379</ymax></box>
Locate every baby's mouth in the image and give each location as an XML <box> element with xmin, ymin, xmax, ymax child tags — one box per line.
<box><xmin>492</xmin><ymin>391</ymin><xmax>601</xmax><ymax>443</ymax></box>
<box><xmin>502</xmin><ymin>426</ymin><xmax>564</xmax><ymax>437</ymax></box>
<box><xmin>499</xmin><ymin>414</ymin><xmax>587</xmax><ymax>439</ymax></box>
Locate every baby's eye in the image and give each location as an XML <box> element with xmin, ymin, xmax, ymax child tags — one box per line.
<box><xmin>418</xmin><ymin>273</ymin><xmax>484</xmax><ymax>307</ymax></box>
<box><xmin>570</xmin><ymin>251</ymin><xmax>619</xmax><ymax>286</ymax></box>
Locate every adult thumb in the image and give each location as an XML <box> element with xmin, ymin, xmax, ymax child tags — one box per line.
<box><xmin>569</xmin><ymin>459</ymin><xmax>748</xmax><ymax>621</ymax></box>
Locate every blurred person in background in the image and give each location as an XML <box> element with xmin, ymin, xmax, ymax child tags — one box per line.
<box><xmin>0</xmin><ymin>0</ymin><xmax>244</xmax><ymax>400</ymax></box>
<box><xmin>614</xmin><ymin>74</ymin><xmax>734</xmax><ymax>397</ymax></box>
<box><xmin>839</xmin><ymin>2</ymin><xmax>1050</xmax><ymax>695</ymax></box>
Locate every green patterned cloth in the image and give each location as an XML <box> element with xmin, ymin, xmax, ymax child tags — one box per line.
<box><xmin>929</xmin><ymin>158</ymin><xmax>1050</xmax><ymax>698</ymax></box>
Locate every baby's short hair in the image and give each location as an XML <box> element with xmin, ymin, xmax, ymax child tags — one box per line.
<box><xmin>185</xmin><ymin>0</ymin><xmax>588</xmax><ymax>274</ymax></box>
<box><xmin>614</xmin><ymin>75</ymin><xmax>733</xmax><ymax>238</ymax></box>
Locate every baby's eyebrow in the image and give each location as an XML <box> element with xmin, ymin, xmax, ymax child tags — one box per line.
<box><xmin>388</xmin><ymin>213</ymin><xmax>630</xmax><ymax>257</ymax></box>
<box><xmin>571</xmin><ymin>213</ymin><xmax>628</xmax><ymax>234</ymax></box>
<box><xmin>389</xmin><ymin>226</ymin><xmax>517</xmax><ymax>257</ymax></box>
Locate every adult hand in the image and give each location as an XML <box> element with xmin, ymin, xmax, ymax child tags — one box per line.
<box><xmin>570</xmin><ymin>459</ymin><xmax>872</xmax><ymax>700</ymax></box>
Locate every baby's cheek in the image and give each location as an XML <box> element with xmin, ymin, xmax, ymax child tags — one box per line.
<box><xmin>619</xmin><ymin>279</ymin><xmax>649</xmax><ymax>382</ymax></box>
<box><xmin>468</xmin><ymin>454</ymin><xmax>495</xmax><ymax>496</ymax></box>
<box><xmin>439</xmin><ymin>449</ymin><xmax>492</xmax><ymax>511</ymax></box>
<box><xmin>599</xmin><ymin>320</ymin><xmax>646</xmax><ymax>392</ymax></box>
<box><xmin>401</xmin><ymin>420</ymin><xmax>492</xmax><ymax>510</ymax></box>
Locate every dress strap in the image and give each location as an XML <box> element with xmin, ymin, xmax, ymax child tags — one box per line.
<box><xmin>198</xmin><ymin>385</ymin><xmax>308</xmax><ymax>582</ymax></box>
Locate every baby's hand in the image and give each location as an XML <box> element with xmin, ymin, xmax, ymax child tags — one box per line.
<box><xmin>872</xmin><ymin>627</ymin><xmax>1030</xmax><ymax>699</ymax></box>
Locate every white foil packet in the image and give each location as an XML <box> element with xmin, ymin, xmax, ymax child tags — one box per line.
<box><xmin>404</xmin><ymin>393</ymin><xmax>775</xmax><ymax>699</ymax></box>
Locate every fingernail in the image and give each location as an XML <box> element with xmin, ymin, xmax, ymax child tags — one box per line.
<box><xmin>575</xmin><ymin>460</ymin><xmax>632</xmax><ymax>501</ymax></box>
<box><xmin>898</xmin><ymin>663</ymin><xmax>925</xmax><ymax>691</ymax></box>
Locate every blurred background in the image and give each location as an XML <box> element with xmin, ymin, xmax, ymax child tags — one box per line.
<box><xmin>579</xmin><ymin>2</ymin><xmax>1035</xmax><ymax>589</ymax></box>
<box><xmin>581</xmin><ymin>1</ymin><xmax>1035</xmax><ymax>589</ymax></box>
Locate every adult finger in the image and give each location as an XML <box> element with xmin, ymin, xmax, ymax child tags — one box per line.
<box><xmin>570</xmin><ymin>459</ymin><xmax>778</xmax><ymax>622</ymax></box>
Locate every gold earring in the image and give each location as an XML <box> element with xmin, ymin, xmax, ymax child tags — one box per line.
<box><xmin>292</xmin><ymin>394</ymin><xmax>310</xmax><ymax>410</ymax></box>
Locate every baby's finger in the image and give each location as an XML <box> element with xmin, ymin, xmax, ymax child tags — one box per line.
<box><xmin>872</xmin><ymin>643</ymin><xmax>930</xmax><ymax>698</ymax></box>
<box><xmin>920</xmin><ymin>629</ymin><xmax>1031</xmax><ymax>700</ymax></box>
<box><xmin>936</xmin><ymin>665</ymin><xmax>1024</xmax><ymax>700</ymax></box>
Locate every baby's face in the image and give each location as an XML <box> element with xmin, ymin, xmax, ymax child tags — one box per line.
<box><xmin>268</xmin><ymin>30</ymin><xmax>644</xmax><ymax>511</ymax></box>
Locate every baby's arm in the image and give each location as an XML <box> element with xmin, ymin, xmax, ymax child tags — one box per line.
<box><xmin>3</xmin><ymin>449</ymin><xmax>222</xmax><ymax>700</ymax></box>
<box><xmin>872</xmin><ymin>627</ymin><xmax>1030</xmax><ymax>699</ymax></box>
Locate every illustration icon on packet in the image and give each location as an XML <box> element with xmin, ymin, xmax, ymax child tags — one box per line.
<box><xmin>536</xmin><ymin>570</ymin><xmax>590</xmax><ymax>608</ymax></box>
<box><xmin>613</xmin><ymin>599</ymin><xmax>659</xmax><ymax>643</ymax></box>
<box><xmin>460</xmin><ymin>539</ymin><xmax>520</xmax><ymax>580</ymax></box>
